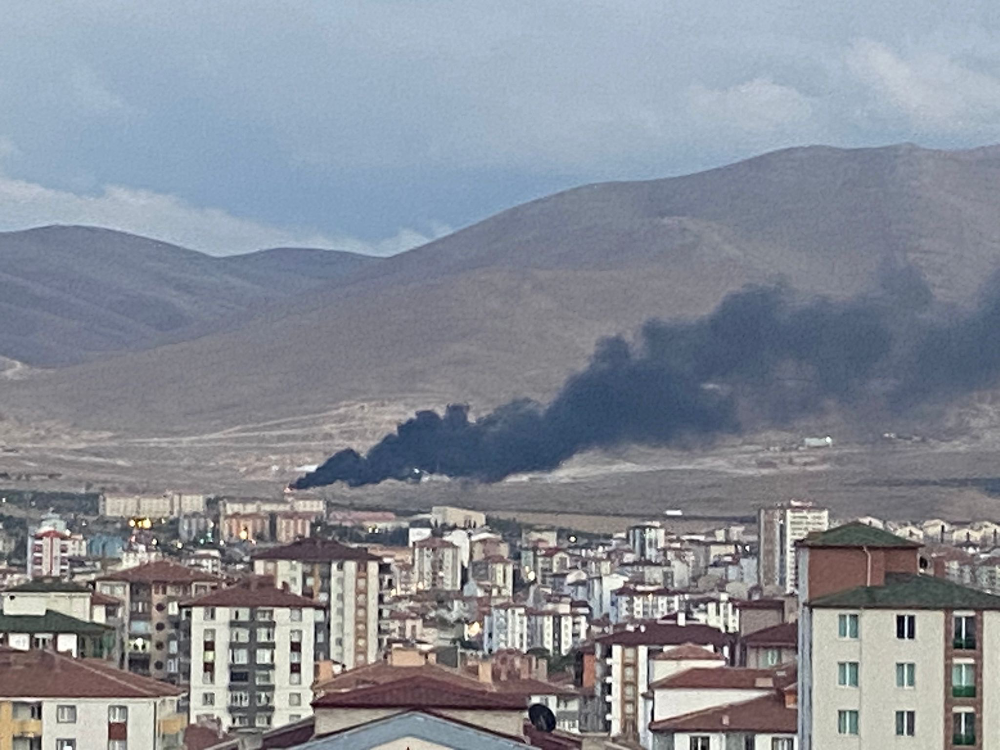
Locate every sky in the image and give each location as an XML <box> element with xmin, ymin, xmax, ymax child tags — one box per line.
<box><xmin>1</xmin><ymin>1</ymin><xmax>999</xmax><ymax>256</ymax></box>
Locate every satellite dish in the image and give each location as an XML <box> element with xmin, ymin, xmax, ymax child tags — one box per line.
<box><xmin>528</xmin><ymin>704</ymin><xmax>557</xmax><ymax>733</ymax></box>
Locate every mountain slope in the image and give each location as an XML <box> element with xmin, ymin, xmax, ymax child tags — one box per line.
<box><xmin>0</xmin><ymin>226</ymin><xmax>379</xmax><ymax>365</ymax></box>
<box><xmin>7</xmin><ymin>144</ymin><xmax>1000</xmax><ymax>442</ymax></box>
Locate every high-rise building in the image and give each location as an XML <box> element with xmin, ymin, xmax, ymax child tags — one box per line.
<box><xmin>798</xmin><ymin>522</ymin><xmax>1000</xmax><ymax>750</ymax></box>
<box><xmin>183</xmin><ymin>579</ymin><xmax>325</xmax><ymax>732</ymax></box>
<box><xmin>96</xmin><ymin>560</ymin><xmax>222</xmax><ymax>680</ymax></box>
<box><xmin>252</xmin><ymin>538</ymin><xmax>382</xmax><ymax>670</ymax></box>
<box><xmin>627</xmin><ymin>522</ymin><xmax>667</xmax><ymax>562</ymax></box>
<box><xmin>412</xmin><ymin>537</ymin><xmax>462</xmax><ymax>591</ymax></box>
<box><xmin>758</xmin><ymin>501</ymin><xmax>829</xmax><ymax>593</ymax></box>
<box><xmin>27</xmin><ymin>529</ymin><xmax>86</xmax><ymax>579</ymax></box>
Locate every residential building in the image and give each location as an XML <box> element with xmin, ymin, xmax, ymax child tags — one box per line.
<box><xmin>758</xmin><ymin>501</ymin><xmax>829</xmax><ymax>593</ymax></box>
<box><xmin>96</xmin><ymin>560</ymin><xmax>222</xmax><ymax>680</ymax></box>
<box><xmin>798</xmin><ymin>522</ymin><xmax>1000</xmax><ymax>750</ymax></box>
<box><xmin>627</xmin><ymin>523</ymin><xmax>666</xmax><ymax>563</ymax></box>
<box><xmin>100</xmin><ymin>492</ymin><xmax>206</xmax><ymax>518</ymax></box>
<box><xmin>182</xmin><ymin>579</ymin><xmax>325</xmax><ymax>732</ymax></box>
<box><xmin>470</xmin><ymin>555</ymin><xmax>514</xmax><ymax>599</ymax></box>
<box><xmin>484</xmin><ymin>603</ymin><xmax>529</xmax><ymax>653</ymax></box>
<box><xmin>430</xmin><ymin>506</ymin><xmax>486</xmax><ymax>529</ymax></box>
<box><xmin>252</xmin><ymin>538</ymin><xmax>381</xmax><ymax>670</ymax></box>
<box><xmin>0</xmin><ymin>647</ymin><xmax>186</xmax><ymax>750</ymax></box>
<box><xmin>740</xmin><ymin>621</ymin><xmax>797</xmax><ymax>668</ymax></box>
<box><xmin>593</xmin><ymin>621</ymin><xmax>732</xmax><ymax>741</ymax></box>
<box><xmin>0</xmin><ymin>609</ymin><xmax>114</xmax><ymax>659</ymax></box>
<box><xmin>527</xmin><ymin>601</ymin><xmax>589</xmax><ymax>656</ymax></box>
<box><xmin>412</xmin><ymin>537</ymin><xmax>462</xmax><ymax>591</ymax></box>
<box><xmin>27</xmin><ymin>529</ymin><xmax>86</xmax><ymax>579</ymax></box>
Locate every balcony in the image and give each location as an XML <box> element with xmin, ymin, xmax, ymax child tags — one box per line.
<box><xmin>953</xmin><ymin>685</ymin><xmax>977</xmax><ymax>698</ymax></box>
<box><xmin>954</xmin><ymin>734</ymin><xmax>976</xmax><ymax>746</ymax></box>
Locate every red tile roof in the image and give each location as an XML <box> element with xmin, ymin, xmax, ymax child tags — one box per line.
<box><xmin>90</xmin><ymin>590</ymin><xmax>121</xmax><ymax>606</ymax></box>
<box><xmin>311</xmin><ymin>675</ymin><xmax>527</xmax><ymax>709</ymax></box>
<box><xmin>183</xmin><ymin>579</ymin><xmax>324</xmax><ymax>609</ymax></box>
<box><xmin>0</xmin><ymin>648</ymin><xmax>183</xmax><ymax>698</ymax></box>
<box><xmin>741</xmin><ymin>621</ymin><xmax>798</xmax><ymax>648</ymax></box>
<box><xmin>98</xmin><ymin>559</ymin><xmax>222</xmax><ymax>584</ymax></box>
<box><xmin>413</xmin><ymin>537</ymin><xmax>458</xmax><ymax>549</ymax></box>
<box><xmin>252</xmin><ymin>537</ymin><xmax>379</xmax><ymax>562</ymax></box>
<box><xmin>649</xmin><ymin>690</ymin><xmax>796</xmax><ymax>734</ymax></box>
<box><xmin>314</xmin><ymin>662</ymin><xmax>486</xmax><ymax>695</ymax></box>
<box><xmin>596</xmin><ymin>622</ymin><xmax>731</xmax><ymax>647</ymax></box>
<box><xmin>491</xmin><ymin>678</ymin><xmax>580</xmax><ymax>697</ymax></box>
<box><xmin>649</xmin><ymin>666</ymin><xmax>796</xmax><ymax>691</ymax></box>
<box><xmin>653</xmin><ymin>643</ymin><xmax>727</xmax><ymax>661</ymax></box>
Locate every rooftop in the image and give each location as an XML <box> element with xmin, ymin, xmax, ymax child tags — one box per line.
<box><xmin>809</xmin><ymin>572</ymin><xmax>1000</xmax><ymax>610</ymax></box>
<box><xmin>741</xmin><ymin>621</ymin><xmax>798</xmax><ymax>648</ymax></box>
<box><xmin>0</xmin><ymin>609</ymin><xmax>112</xmax><ymax>636</ymax></box>
<box><xmin>595</xmin><ymin>621</ymin><xmax>731</xmax><ymax>648</ymax></box>
<box><xmin>652</xmin><ymin>643</ymin><xmax>727</xmax><ymax>662</ymax></box>
<box><xmin>98</xmin><ymin>559</ymin><xmax>222</xmax><ymax>584</ymax></box>
<box><xmin>5</xmin><ymin>578</ymin><xmax>91</xmax><ymax>594</ymax></box>
<box><xmin>649</xmin><ymin>666</ymin><xmax>796</xmax><ymax>691</ymax></box>
<box><xmin>0</xmin><ymin>648</ymin><xmax>184</xmax><ymax>698</ymax></box>
<box><xmin>252</xmin><ymin>537</ymin><xmax>380</xmax><ymax>562</ymax></box>
<box><xmin>649</xmin><ymin>690</ymin><xmax>796</xmax><ymax>734</ymax></box>
<box><xmin>183</xmin><ymin>579</ymin><xmax>324</xmax><ymax>609</ymax></box>
<box><xmin>798</xmin><ymin>522</ymin><xmax>921</xmax><ymax>549</ymax></box>
<box><xmin>311</xmin><ymin>675</ymin><xmax>526</xmax><ymax>710</ymax></box>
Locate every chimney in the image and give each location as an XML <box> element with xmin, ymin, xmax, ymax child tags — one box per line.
<box><xmin>477</xmin><ymin>660</ymin><xmax>493</xmax><ymax>685</ymax></box>
<box><xmin>722</xmin><ymin>714</ymin><xmax>730</xmax><ymax>727</ymax></box>
<box><xmin>677</xmin><ymin>611</ymin><xmax>686</xmax><ymax>627</ymax></box>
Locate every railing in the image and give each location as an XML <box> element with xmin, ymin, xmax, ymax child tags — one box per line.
<box><xmin>954</xmin><ymin>733</ymin><xmax>976</xmax><ymax>746</ymax></box>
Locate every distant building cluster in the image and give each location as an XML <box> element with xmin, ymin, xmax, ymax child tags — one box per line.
<box><xmin>2</xmin><ymin>491</ymin><xmax>1000</xmax><ymax>749</ymax></box>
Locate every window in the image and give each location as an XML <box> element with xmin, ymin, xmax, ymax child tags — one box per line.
<box><xmin>771</xmin><ymin>740</ymin><xmax>794</xmax><ymax>750</ymax></box>
<box><xmin>256</xmin><ymin>692</ymin><xmax>273</xmax><ymax>706</ymax></box>
<box><xmin>203</xmin><ymin>628</ymin><xmax>215</xmax><ymax>641</ymax></box>
<box><xmin>953</xmin><ymin>710</ymin><xmax>975</xmax><ymax>746</ymax></box>
<box><xmin>897</xmin><ymin>614</ymin><xmax>916</xmax><ymax>640</ymax></box>
<box><xmin>229</xmin><ymin>691</ymin><xmax>250</xmax><ymax>707</ymax></box>
<box><xmin>689</xmin><ymin>738</ymin><xmax>710</xmax><ymax>750</ymax></box>
<box><xmin>896</xmin><ymin>710</ymin><xmax>916</xmax><ymax>737</ymax></box>
<box><xmin>765</xmin><ymin>648</ymin><xmax>781</xmax><ymax>666</ymax></box>
<box><xmin>233</xmin><ymin>608</ymin><xmax>251</xmax><ymax>621</ymax></box>
<box><xmin>838</xmin><ymin>710</ymin><xmax>859</xmax><ymax>735</ymax></box>
<box><xmin>108</xmin><ymin>741</ymin><xmax>127</xmax><ymax>750</ymax></box>
<box><xmin>108</xmin><ymin>705</ymin><xmax>128</xmax><ymax>723</ymax></box>
<box><xmin>57</xmin><ymin>705</ymin><xmax>77</xmax><ymax>723</ymax></box>
<box><xmin>289</xmin><ymin>693</ymin><xmax>302</xmax><ymax>707</ymax></box>
<box><xmin>230</xmin><ymin>648</ymin><xmax>249</xmax><ymax>664</ymax></box>
<box><xmin>838</xmin><ymin>662</ymin><xmax>859</xmax><ymax>687</ymax></box>
<box><xmin>231</xmin><ymin>628</ymin><xmax>250</xmax><ymax>643</ymax></box>
<box><xmin>255</xmin><ymin>715</ymin><xmax>272</xmax><ymax>728</ymax></box>
<box><xmin>953</xmin><ymin>662</ymin><xmax>976</xmax><ymax>698</ymax></box>
<box><xmin>230</xmin><ymin>670</ymin><xmax>249</xmax><ymax>683</ymax></box>
<box><xmin>257</xmin><ymin>627</ymin><xmax>275</xmax><ymax>642</ymax></box>
<box><xmin>838</xmin><ymin>613</ymin><xmax>859</xmax><ymax>639</ymax></box>
<box><xmin>289</xmin><ymin>715</ymin><xmax>301</xmax><ymax>722</ymax></box>
<box><xmin>896</xmin><ymin>662</ymin><xmax>916</xmax><ymax>688</ymax></box>
<box><xmin>256</xmin><ymin>648</ymin><xmax>274</xmax><ymax>664</ymax></box>
<box><xmin>204</xmin><ymin>607</ymin><xmax>216</xmax><ymax>621</ymax></box>
<box><xmin>290</xmin><ymin>608</ymin><xmax>303</xmax><ymax>622</ymax></box>
<box><xmin>56</xmin><ymin>740</ymin><xmax>76</xmax><ymax>750</ymax></box>
<box><xmin>255</xmin><ymin>670</ymin><xmax>273</xmax><ymax>685</ymax></box>
<box><xmin>290</xmin><ymin>673</ymin><xmax>302</xmax><ymax>685</ymax></box>
<box><xmin>290</xmin><ymin>629</ymin><xmax>303</xmax><ymax>643</ymax></box>
<box><xmin>256</xmin><ymin>609</ymin><xmax>274</xmax><ymax>621</ymax></box>
<box><xmin>202</xmin><ymin>693</ymin><xmax>215</xmax><ymax>706</ymax></box>
<box><xmin>954</xmin><ymin>614</ymin><xmax>976</xmax><ymax>650</ymax></box>
<box><xmin>232</xmin><ymin>715</ymin><xmax>249</xmax><ymax>727</ymax></box>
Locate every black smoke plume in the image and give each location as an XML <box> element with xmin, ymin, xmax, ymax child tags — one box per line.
<box><xmin>293</xmin><ymin>275</ymin><xmax>1000</xmax><ymax>489</ymax></box>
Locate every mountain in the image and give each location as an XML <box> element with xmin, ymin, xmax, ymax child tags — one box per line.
<box><xmin>6</xmin><ymin>143</ymin><xmax>1000</xmax><ymax>459</ymax></box>
<box><xmin>0</xmin><ymin>226</ymin><xmax>379</xmax><ymax>365</ymax></box>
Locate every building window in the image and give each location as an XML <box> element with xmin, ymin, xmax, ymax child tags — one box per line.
<box><xmin>230</xmin><ymin>648</ymin><xmax>249</xmax><ymax>664</ymax></box>
<box><xmin>57</xmin><ymin>705</ymin><xmax>77</xmax><ymax>723</ymax></box>
<box><xmin>289</xmin><ymin>714</ymin><xmax>301</xmax><ymax>722</ymax></box>
<box><xmin>108</xmin><ymin>705</ymin><xmax>128</xmax><ymax>723</ymax></box>
<box><xmin>953</xmin><ymin>662</ymin><xmax>976</xmax><ymax>698</ymax></box>
<box><xmin>765</xmin><ymin>648</ymin><xmax>781</xmax><ymax>666</ymax></box>
<box><xmin>896</xmin><ymin>662</ymin><xmax>916</xmax><ymax>688</ymax></box>
<box><xmin>255</xmin><ymin>715</ymin><xmax>272</xmax><ymax>728</ymax></box>
<box><xmin>896</xmin><ymin>614</ymin><xmax>916</xmax><ymax>640</ymax></box>
<box><xmin>771</xmin><ymin>740</ymin><xmax>794</xmax><ymax>750</ymax></box>
<box><xmin>233</xmin><ymin>608</ymin><xmax>251</xmax><ymax>621</ymax></box>
<box><xmin>229</xmin><ymin>691</ymin><xmax>250</xmax><ymax>707</ymax></box>
<box><xmin>953</xmin><ymin>710</ymin><xmax>976</xmax><ymax>746</ymax></box>
<box><xmin>204</xmin><ymin>607</ymin><xmax>216</xmax><ymax>621</ymax></box>
<box><xmin>895</xmin><ymin>710</ymin><xmax>916</xmax><ymax>737</ymax></box>
<box><xmin>202</xmin><ymin>693</ymin><xmax>215</xmax><ymax>706</ymax></box>
<box><xmin>291</xmin><ymin>608</ymin><xmax>303</xmax><ymax>621</ymax></box>
<box><xmin>257</xmin><ymin>628</ymin><xmax>275</xmax><ymax>642</ymax></box>
<box><xmin>289</xmin><ymin>693</ymin><xmax>302</xmax><ymax>707</ymax></box>
<box><xmin>290</xmin><ymin>629</ymin><xmax>303</xmax><ymax>643</ymax></box>
<box><xmin>838</xmin><ymin>613</ymin><xmax>859</xmax><ymax>639</ymax></box>
<box><xmin>689</xmin><ymin>737</ymin><xmax>710</xmax><ymax>750</ymax></box>
<box><xmin>256</xmin><ymin>692</ymin><xmax>273</xmax><ymax>706</ymax></box>
<box><xmin>108</xmin><ymin>742</ymin><xmax>127</xmax><ymax>750</ymax></box>
<box><xmin>954</xmin><ymin>614</ymin><xmax>976</xmax><ymax>650</ymax></box>
<box><xmin>255</xmin><ymin>670</ymin><xmax>273</xmax><ymax>685</ymax></box>
<box><xmin>837</xmin><ymin>662</ymin><xmax>859</xmax><ymax>687</ymax></box>
<box><xmin>231</xmin><ymin>628</ymin><xmax>250</xmax><ymax>643</ymax></box>
<box><xmin>256</xmin><ymin>609</ymin><xmax>274</xmax><ymax>621</ymax></box>
<box><xmin>56</xmin><ymin>740</ymin><xmax>76</xmax><ymax>750</ymax></box>
<box><xmin>232</xmin><ymin>715</ymin><xmax>249</xmax><ymax>727</ymax></box>
<box><xmin>838</xmin><ymin>710</ymin><xmax>859</xmax><ymax>735</ymax></box>
<box><xmin>256</xmin><ymin>648</ymin><xmax>274</xmax><ymax>664</ymax></box>
<box><xmin>290</xmin><ymin>673</ymin><xmax>302</xmax><ymax>685</ymax></box>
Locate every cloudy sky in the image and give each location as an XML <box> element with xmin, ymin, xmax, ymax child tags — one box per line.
<box><xmin>1</xmin><ymin>1</ymin><xmax>998</xmax><ymax>255</ymax></box>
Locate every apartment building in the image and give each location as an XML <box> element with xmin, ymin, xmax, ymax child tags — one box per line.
<box><xmin>27</xmin><ymin>529</ymin><xmax>86</xmax><ymax>579</ymax></box>
<box><xmin>183</xmin><ymin>579</ymin><xmax>324</xmax><ymax>732</ymax></box>
<box><xmin>469</xmin><ymin>555</ymin><xmax>514</xmax><ymax>599</ymax></box>
<box><xmin>252</xmin><ymin>538</ymin><xmax>381</xmax><ymax>670</ymax></box>
<box><xmin>99</xmin><ymin>492</ymin><xmax>206</xmax><ymax>518</ymax></box>
<box><xmin>593</xmin><ymin>621</ymin><xmax>731</xmax><ymax>741</ymax></box>
<box><xmin>627</xmin><ymin>523</ymin><xmax>667</xmax><ymax>563</ymax></box>
<box><xmin>0</xmin><ymin>647</ymin><xmax>185</xmax><ymax>750</ymax></box>
<box><xmin>758</xmin><ymin>501</ymin><xmax>829</xmax><ymax>593</ymax></box>
<box><xmin>483</xmin><ymin>602</ymin><xmax>529</xmax><ymax>653</ymax></box>
<box><xmin>412</xmin><ymin>537</ymin><xmax>462</xmax><ymax>591</ymax></box>
<box><xmin>96</xmin><ymin>560</ymin><xmax>221</xmax><ymax>680</ymax></box>
<box><xmin>798</xmin><ymin>522</ymin><xmax>1000</xmax><ymax>750</ymax></box>
<box><xmin>527</xmin><ymin>601</ymin><xmax>589</xmax><ymax>656</ymax></box>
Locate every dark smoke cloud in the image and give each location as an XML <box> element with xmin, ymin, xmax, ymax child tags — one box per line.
<box><xmin>293</xmin><ymin>275</ymin><xmax>1000</xmax><ymax>490</ymax></box>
